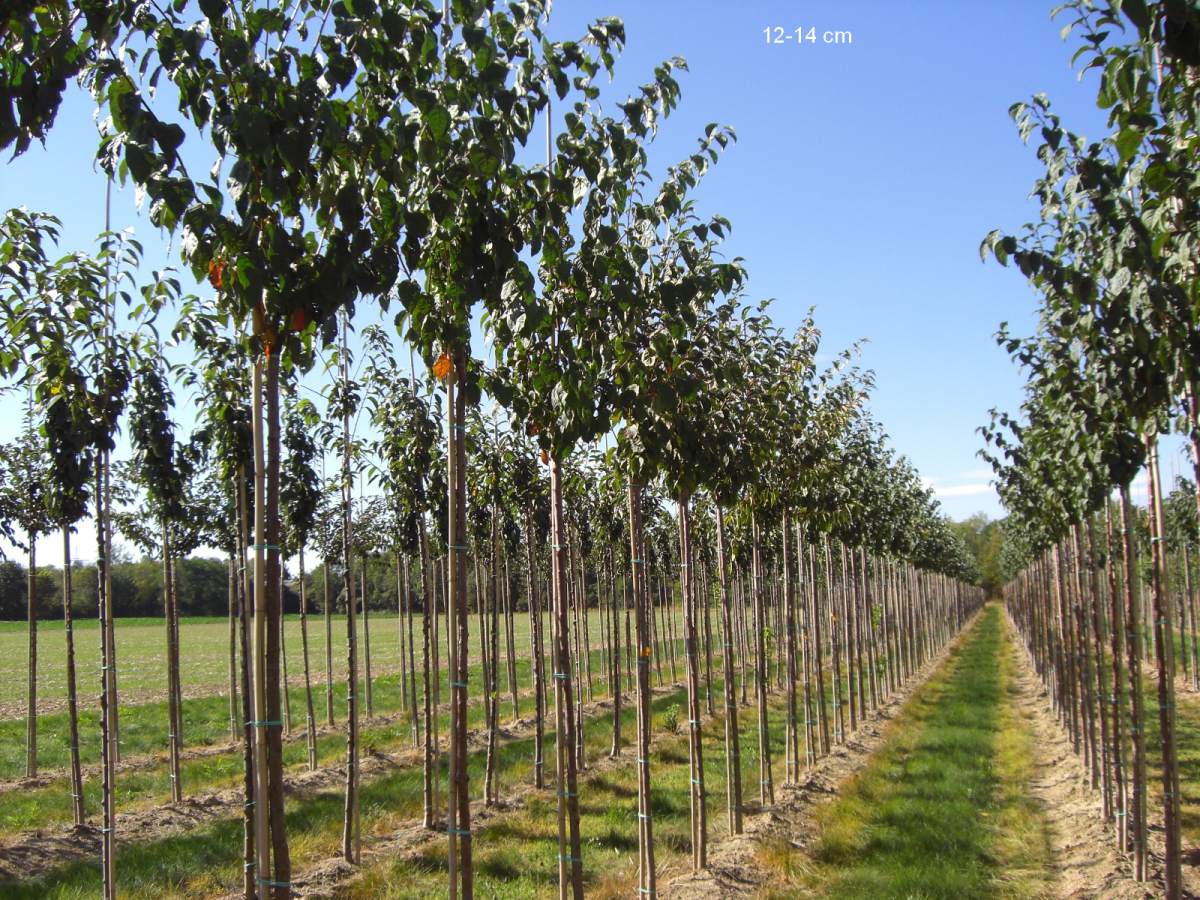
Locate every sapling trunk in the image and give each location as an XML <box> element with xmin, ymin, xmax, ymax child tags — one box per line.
<box><xmin>1120</xmin><ymin>485</ymin><xmax>1148</xmax><ymax>880</ymax></box>
<box><xmin>504</xmin><ymin>552</ymin><xmax>518</xmax><ymax>721</ymax></box>
<box><xmin>324</xmin><ymin>562</ymin><xmax>334</xmax><ymax>726</ymax></box>
<box><xmin>810</xmin><ymin>543</ymin><xmax>829</xmax><ymax>755</ymax></box>
<box><xmin>62</xmin><ymin>527</ymin><xmax>85</xmax><ymax>825</ymax></box>
<box><xmin>1147</xmin><ymin>438</ymin><xmax>1182</xmax><ymax>899</ymax></box>
<box><xmin>339</xmin><ymin>319</ymin><xmax>361</xmax><ymax>867</ymax></box>
<box><xmin>547</xmin><ymin>468</ymin><xmax>583</xmax><ymax>897</ymax></box>
<box><xmin>526</xmin><ymin>507</ymin><xmax>546</xmax><ymax>788</ymax></box>
<box><xmin>236</xmin><ymin>469</ymin><xmax>256</xmax><ymax>900</ymax></box>
<box><xmin>362</xmin><ymin>565</ymin><xmax>374</xmax><ymax>719</ymax></box>
<box><xmin>677</xmin><ymin>492</ymin><xmax>706</xmax><ymax>871</ymax></box>
<box><xmin>715</xmin><ymin>506</ymin><xmax>742</xmax><ymax>833</ymax></box>
<box><xmin>280</xmin><ymin>567</ymin><xmax>292</xmax><ymax>738</ymax></box>
<box><xmin>782</xmin><ymin>511</ymin><xmax>799</xmax><ymax>784</ymax></box>
<box><xmin>229</xmin><ymin>555</ymin><xmax>239</xmax><ymax>743</ymax></box>
<box><xmin>299</xmin><ymin>548</ymin><xmax>318</xmax><ymax>770</ymax></box>
<box><xmin>628</xmin><ymin>482</ymin><xmax>656</xmax><ymax>899</ymax></box>
<box><xmin>262</xmin><ymin>349</ymin><xmax>291</xmax><ymax>898</ymax></box>
<box><xmin>25</xmin><ymin>532</ymin><xmax>36</xmax><ymax>780</ymax></box>
<box><xmin>162</xmin><ymin>520</ymin><xmax>182</xmax><ymax>802</ymax></box>
<box><xmin>446</xmin><ymin>347</ymin><xmax>473</xmax><ymax>898</ymax></box>
<box><xmin>97</xmin><ymin>452</ymin><xmax>117</xmax><ymax>900</ymax></box>
<box><xmin>750</xmin><ymin>512</ymin><xmax>773</xmax><ymax>805</ymax></box>
<box><xmin>419</xmin><ymin>522</ymin><xmax>436</xmax><ymax>828</ymax></box>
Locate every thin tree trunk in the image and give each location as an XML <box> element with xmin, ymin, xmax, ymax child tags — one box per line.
<box><xmin>446</xmin><ymin>347</ymin><xmax>473</xmax><ymax>898</ymax></box>
<box><xmin>299</xmin><ymin>548</ymin><xmax>318</xmax><ymax>771</ymax></box>
<box><xmin>628</xmin><ymin>482</ymin><xmax>656</xmax><ymax>899</ymax></box>
<box><xmin>751</xmin><ymin>512</ymin><xmax>773</xmax><ymax>805</ymax></box>
<box><xmin>504</xmin><ymin>552</ymin><xmax>518</xmax><ymax>721</ymax></box>
<box><xmin>236</xmin><ymin>471</ymin><xmax>255</xmax><ymax>900</ymax></box>
<box><xmin>677</xmin><ymin>492</ymin><xmax>706</xmax><ymax>871</ymax></box>
<box><xmin>782</xmin><ymin>512</ymin><xmax>799</xmax><ymax>785</ymax></box>
<box><xmin>1147</xmin><ymin>438</ymin><xmax>1182</xmax><ymax>898</ymax></box>
<box><xmin>229</xmin><ymin>555</ymin><xmax>239</xmax><ymax>743</ymax></box>
<box><xmin>548</xmin><ymin>459</ymin><xmax>583</xmax><ymax>899</ymax></box>
<box><xmin>1121</xmin><ymin>485</ymin><xmax>1148</xmax><ymax>880</ymax></box>
<box><xmin>62</xmin><ymin>527</ymin><xmax>85</xmax><ymax>825</ymax></box>
<box><xmin>261</xmin><ymin>349</ymin><xmax>291</xmax><ymax>898</ymax></box>
<box><xmin>527</xmin><ymin>508</ymin><xmax>546</xmax><ymax>788</ymax></box>
<box><xmin>97</xmin><ymin>454</ymin><xmax>116</xmax><ymax>900</ymax></box>
<box><xmin>324</xmin><ymin>562</ymin><xmax>334</xmax><ymax>727</ymax></box>
<box><xmin>280</xmin><ymin>569</ymin><xmax>292</xmax><ymax>738</ymax></box>
<box><xmin>1105</xmin><ymin>504</ymin><xmax>1128</xmax><ymax>853</ymax></box>
<box><xmin>162</xmin><ymin>521</ymin><xmax>182</xmax><ymax>803</ymax></box>
<box><xmin>419</xmin><ymin>522</ymin><xmax>436</xmax><ymax>828</ymax></box>
<box><xmin>715</xmin><ymin>506</ymin><xmax>742</xmax><ymax>833</ymax></box>
<box><xmin>25</xmin><ymin>532</ymin><xmax>37</xmax><ymax>781</ymax></box>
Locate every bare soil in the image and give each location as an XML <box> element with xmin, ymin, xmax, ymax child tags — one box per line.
<box><xmin>1005</xmin><ymin>613</ymin><xmax>1184</xmax><ymax>899</ymax></box>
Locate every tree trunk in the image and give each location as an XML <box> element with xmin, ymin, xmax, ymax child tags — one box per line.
<box><xmin>236</xmin><ymin>470</ymin><xmax>256</xmax><ymax>900</ymax></box>
<box><xmin>299</xmin><ymin>548</ymin><xmax>318</xmax><ymax>771</ymax></box>
<box><xmin>280</xmin><ymin>568</ymin><xmax>292</xmax><ymax>739</ymax></box>
<box><xmin>446</xmin><ymin>347</ymin><xmax>473</xmax><ymax>898</ymax></box>
<box><xmin>1146</xmin><ymin>437</ymin><xmax>1182</xmax><ymax>899</ymax></box>
<box><xmin>361</xmin><ymin>564</ymin><xmax>374</xmax><ymax>719</ymax></box>
<box><xmin>782</xmin><ymin>512</ymin><xmax>799</xmax><ymax>785</ymax></box>
<box><xmin>527</xmin><ymin>507</ymin><xmax>546</xmax><ymax>788</ymax></box>
<box><xmin>97</xmin><ymin>454</ymin><xmax>116</xmax><ymax>900</ymax></box>
<box><xmin>419</xmin><ymin>521</ymin><xmax>436</xmax><ymax>828</ymax></box>
<box><xmin>677</xmin><ymin>492</ymin><xmax>707</xmax><ymax>871</ymax></box>
<box><xmin>715</xmin><ymin>506</ymin><xmax>742</xmax><ymax>833</ymax></box>
<box><xmin>548</xmin><ymin>459</ymin><xmax>583</xmax><ymax>899</ymax></box>
<box><xmin>162</xmin><ymin>521</ymin><xmax>182</xmax><ymax>803</ymax></box>
<box><xmin>1120</xmin><ymin>485</ymin><xmax>1147</xmax><ymax>880</ymax></box>
<box><xmin>62</xmin><ymin>527</ymin><xmax>85</xmax><ymax>825</ymax></box>
<box><xmin>26</xmin><ymin>532</ymin><xmax>37</xmax><ymax>780</ymax></box>
<box><xmin>484</xmin><ymin>509</ymin><xmax>501</xmax><ymax>806</ymax></box>
<box><xmin>1104</xmin><ymin>504</ymin><xmax>1128</xmax><ymax>853</ymax></box>
<box><xmin>324</xmin><ymin>562</ymin><xmax>334</xmax><ymax>727</ymax></box>
<box><xmin>229</xmin><ymin>554</ymin><xmax>239</xmax><ymax>743</ymax></box>
<box><xmin>628</xmin><ymin>482</ymin><xmax>656</xmax><ymax>899</ymax></box>
<box><xmin>607</xmin><ymin>549</ymin><xmax>622</xmax><ymax>758</ymax></box>
<box><xmin>751</xmin><ymin>512</ymin><xmax>773</xmax><ymax>805</ymax></box>
<box><xmin>338</xmin><ymin>322</ymin><xmax>361</xmax><ymax>867</ymax></box>
<box><xmin>260</xmin><ymin>349</ymin><xmax>291</xmax><ymax>898</ymax></box>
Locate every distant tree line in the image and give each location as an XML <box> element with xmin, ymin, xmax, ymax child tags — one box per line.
<box><xmin>948</xmin><ymin>514</ymin><xmax>1006</xmax><ymax>598</ymax></box>
<box><xmin>0</xmin><ymin>555</ymin><xmax>414</xmax><ymax>620</ymax></box>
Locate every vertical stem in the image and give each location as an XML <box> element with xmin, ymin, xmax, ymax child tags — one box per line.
<box><xmin>62</xmin><ymin>527</ymin><xmax>85</xmax><ymax>825</ymax></box>
<box><xmin>339</xmin><ymin>318</ymin><xmax>360</xmax><ymax>867</ymax></box>
<box><xmin>628</xmin><ymin>481</ymin><xmax>656</xmax><ymax>898</ymax></box>
<box><xmin>300</xmin><ymin>548</ymin><xmax>318</xmax><ymax>771</ymax></box>
<box><xmin>1147</xmin><ymin>437</ymin><xmax>1181</xmax><ymax>898</ymax></box>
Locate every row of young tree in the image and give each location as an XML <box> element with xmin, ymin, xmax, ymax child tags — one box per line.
<box><xmin>981</xmin><ymin>3</ymin><xmax>1200</xmax><ymax>898</ymax></box>
<box><xmin>2</xmin><ymin>2</ymin><xmax>982</xmax><ymax>897</ymax></box>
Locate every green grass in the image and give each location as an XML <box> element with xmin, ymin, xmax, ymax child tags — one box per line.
<box><xmin>0</xmin><ymin>611</ymin><xmax>925</xmax><ymax>897</ymax></box>
<box><xmin>0</xmin><ymin>608</ymin><xmax>642</xmax><ymax>706</ymax></box>
<box><xmin>326</xmin><ymin>677</ymin><xmax>799</xmax><ymax>899</ymax></box>
<box><xmin>0</xmin><ymin>606</ymin><xmax>679</xmax><ymax>780</ymax></box>
<box><xmin>0</xmin><ymin>633</ymin><xmax>668</xmax><ymax>833</ymax></box>
<box><xmin>1</xmin><ymin>677</ymin><xmax>719</xmax><ymax>898</ymax></box>
<box><xmin>767</xmin><ymin>606</ymin><xmax>1054</xmax><ymax>899</ymax></box>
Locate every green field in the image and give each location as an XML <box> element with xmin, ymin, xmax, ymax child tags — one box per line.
<box><xmin>0</xmin><ymin>605</ymin><xmax>663</xmax><ymax>711</ymax></box>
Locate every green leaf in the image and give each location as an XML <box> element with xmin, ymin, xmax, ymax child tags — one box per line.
<box><xmin>1115</xmin><ymin>127</ymin><xmax>1141</xmax><ymax>163</ymax></box>
<box><xmin>425</xmin><ymin>106</ymin><xmax>450</xmax><ymax>141</ymax></box>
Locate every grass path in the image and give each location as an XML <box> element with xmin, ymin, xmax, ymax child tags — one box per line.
<box><xmin>775</xmin><ymin>605</ymin><xmax>1055</xmax><ymax>899</ymax></box>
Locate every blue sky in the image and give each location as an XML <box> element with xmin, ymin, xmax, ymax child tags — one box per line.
<box><xmin>0</xmin><ymin>0</ymin><xmax>1152</xmax><ymax>563</ymax></box>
